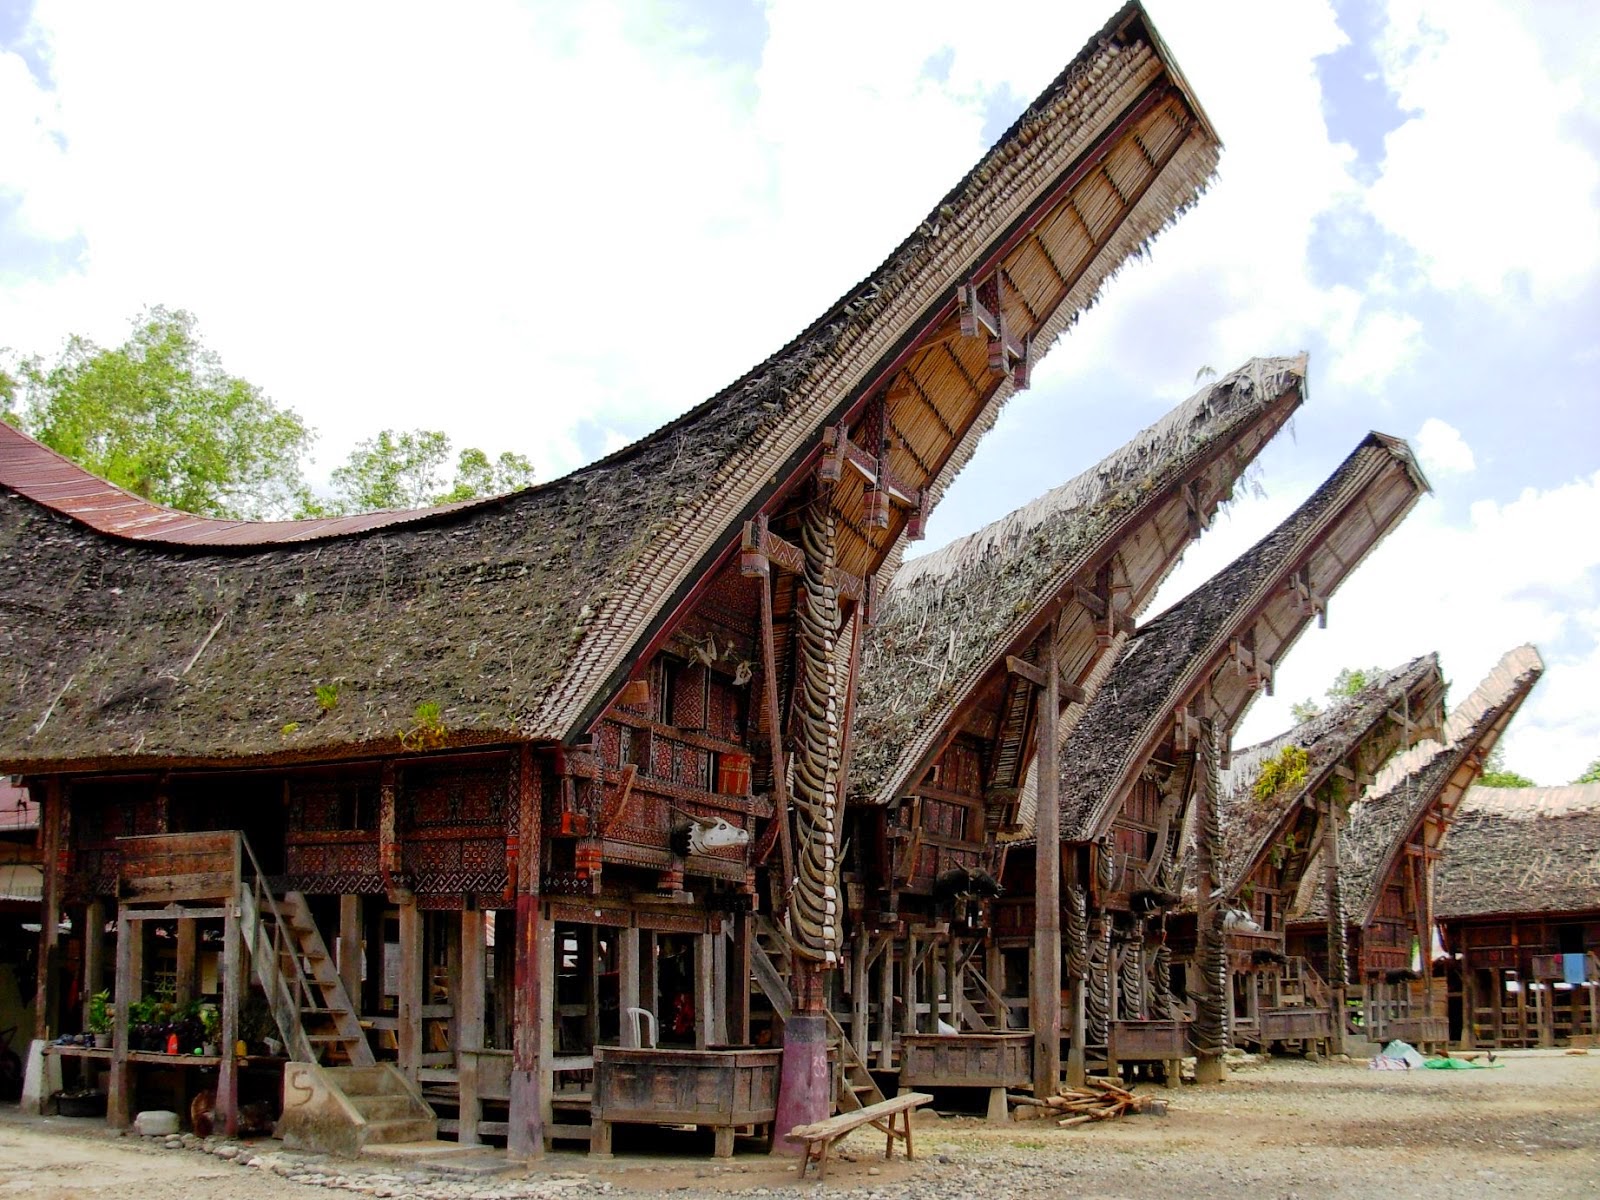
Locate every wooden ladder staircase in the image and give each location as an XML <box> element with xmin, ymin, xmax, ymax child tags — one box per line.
<box><xmin>237</xmin><ymin>843</ymin><xmax>374</xmax><ymax>1067</ymax></box>
<box><xmin>960</xmin><ymin>958</ymin><xmax>1009</xmax><ymax>1032</ymax></box>
<box><xmin>749</xmin><ymin>915</ymin><xmax>885</xmax><ymax>1113</ymax></box>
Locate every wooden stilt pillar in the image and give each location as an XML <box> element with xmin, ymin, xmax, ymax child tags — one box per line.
<box><xmin>877</xmin><ymin>939</ymin><xmax>895</xmax><ymax>1069</ymax></box>
<box><xmin>695</xmin><ymin>929</ymin><xmax>715</xmax><ymax>1049</ymax></box>
<box><xmin>618</xmin><ymin>926</ymin><xmax>641</xmax><ymax>1047</ymax></box>
<box><xmin>446</xmin><ymin>913</ymin><xmax>464</xmax><ymax>1054</ymax></box>
<box><xmin>507</xmin><ymin>745</ymin><xmax>546</xmax><ymax>1159</ymax></box>
<box><xmin>946</xmin><ymin>937</ymin><xmax>962</xmax><ymax>1031</ymax></box>
<box><xmin>727</xmin><ymin>914</ymin><xmax>751</xmax><ymax>1046</ymax></box>
<box><xmin>339</xmin><ymin>895</ymin><xmax>362</xmax><ymax>1011</ymax></box>
<box><xmin>175</xmin><ymin>918</ymin><xmax>197</xmax><ymax>1007</ymax></box>
<box><xmin>493</xmin><ymin>908</ymin><xmax>513</xmax><ymax>1049</ymax></box>
<box><xmin>82</xmin><ymin>899</ymin><xmax>106</xmax><ymax>1035</ymax></box>
<box><xmin>219</xmin><ymin>903</ymin><xmax>241</xmax><ymax>1136</ymax></box>
<box><xmin>108</xmin><ymin>912</ymin><xmax>133</xmax><ymax>1128</ymax></box>
<box><xmin>852</xmin><ymin>931</ymin><xmax>870</xmax><ymax>1058</ymax></box>
<box><xmin>711</xmin><ymin>920</ymin><xmax>729</xmax><ymax>1047</ymax></box>
<box><xmin>1032</xmin><ymin>619</ymin><xmax>1063</xmax><ymax>1099</ymax></box>
<box><xmin>397</xmin><ymin>897</ymin><xmax>422</xmax><ymax>1081</ymax></box>
<box><xmin>902</xmin><ymin>933</ymin><xmax>919</xmax><ymax>1039</ymax></box>
<box><xmin>35</xmin><ymin>779</ymin><xmax>62</xmax><ymax>1042</ymax></box>
<box><xmin>458</xmin><ymin>908</ymin><xmax>487</xmax><ymax>1145</ymax></box>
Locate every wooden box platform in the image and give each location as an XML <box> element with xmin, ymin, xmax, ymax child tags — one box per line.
<box><xmin>591</xmin><ymin>1046</ymin><xmax>781</xmax><ymax>1157</ymax></box>
<box><xmin>899</xmin><ymin>1032</ymin><xmax>1032</xmax><ymax>1091</ymax></box>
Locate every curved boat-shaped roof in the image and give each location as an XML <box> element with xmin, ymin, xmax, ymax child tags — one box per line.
<box><xmin>0</xmin><ymin>2</ymin><xmax>1221</xmax><ymax>770</ymax></box>
<box><xmin>1056</xmin><ymin>432</ymin><xmax>1432</xmax><ymax>844</ymax></box>
<box><xmin>1435</xmin><ymin>784</ymin><xmax>1600</xmax><ymax>921</ymax></box>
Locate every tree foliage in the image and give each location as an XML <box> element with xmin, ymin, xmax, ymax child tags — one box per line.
<box><xmin>1572</xmin><ymin>756</ymin><xmax>1600</xmax><ymax>786</ymax></box>
<box><xmin>4</xmin><ymin>307</ymin><xmax>536</xmax><ymax>519</ymax></box>
<box><xmin>1479</xmin><ymin>745</ymin><xmax>1535</xmax><ymax>789</ymax></box>
<box><xmin>5</xmin><ymin>306</ymin><xmax>316</xmax><ymax>519</ymax></box>
<box><xmin>321</xmin><ymin>430</ymin><xmax>536</xmax><ymax>513</ymax></box>
<box><xmin>1288</xmin><ymin>664</ymin><xmax>1389</xmax><ymax>725</ymax></box>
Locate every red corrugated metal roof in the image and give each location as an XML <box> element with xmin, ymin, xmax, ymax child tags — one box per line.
<box><xmin>0</xmin><ymin>419</ymin><xmax>500</xmax><ymax>546</ymax></box>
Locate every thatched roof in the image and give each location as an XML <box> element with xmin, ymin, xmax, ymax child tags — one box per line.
<box><xmin>1216</xmin><ymin>654</ymin><xmax>1445</xmax><ymax>896</ymax></box>
<box><xmin>1435</xmin><ymin>785</ymin><xmax>1600</xmax><ymax>920</ymax></box>
<box><xmin>850</xmin><ymin>355</ymin><xmax>1307</xmax><ymax>806</ymax></box>
<box><xmin>1056</xmin><ymin>433</ymin><xmax>1431</xmax><ymax>843</ymax></box>
<box><xmin>0</xmin><ymin>3</ymin><xmax>1221</xmax><ymax>773</ymax></box>
<box><xmin>1295</xmin><ymin>644</ymin><xmax>1545</xmax><ymax>927</ymax></box>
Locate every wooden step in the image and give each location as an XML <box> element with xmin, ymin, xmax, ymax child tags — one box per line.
<box><xmin>363</xmin><ymin>1117</ymin><xmax>439</xmax><ymax>1145</ymax></box>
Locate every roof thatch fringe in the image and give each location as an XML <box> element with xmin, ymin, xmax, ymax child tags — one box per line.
<box><xmin>1435</xmin><ymin>784</ymin><xmax>1600</xmax><ymax>919</ymax></box>
<box><xmin>852</xmin><ymin>355</ymin><xmax>1307</xmax><ymax>804</ymax></box>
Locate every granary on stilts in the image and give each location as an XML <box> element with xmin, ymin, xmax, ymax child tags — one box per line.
<box><xmin>1201</xmin><ymin>653</ymin><xmax>1446</xmax><ymax>1057</ymax></box>
<box><xmin>2</xmin><ymin>0</ymin><xmax>1221</xmax><ymax>1155</ymax></box>
<box><xmin>1434</xmin><ymin>785</ymin><xmax>1600</xmax><ymax>1049</ymax></box>
<box><xmin>1283</xmin><ymin>645</ymin><xmax>1544</xmax><ymax>1053</ymax></box>
<box><xmin>846</xmin><ymin>356</ymin><xmax>1307</xmax><ymax>1110</ymax></box>
<box><xmin>1046</xmin><ymin>431</ymin><xmax>1431</xmax><ymax>1086</ymax></box>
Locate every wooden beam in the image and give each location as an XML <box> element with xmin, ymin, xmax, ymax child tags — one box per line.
<box><xmin>1007</xmin><ymin>654</ymin><xmax>1088</xmax><ymax>705</ymax></box>
<box><xmin>35</xmin><ymin>778</ymin><xmax>61</xmax><ymax>1041</ymax></box>
<box><xmin>398</xmin><ymin>897</ymin><xmax>422</xmax><ymax>1081</ymax></box>
<box><xmin>1033</xmin><ymin>615</ymin><xmax>1063</xmax><ymax>1098</ymax></box>
<box><xmin>757</xmin><ymin>573</ymin><xmax>796</xmax><ymax>899</ymax></box>
<box><xmin>508</xmin><ymin>745</ymin><xmax>546</xmax><ymax>1158</ymax></box>
<box><xmin>219</xmin><ymin>903</ymin><xmax>241</xmax><ymax>1136</ymax></box>
<box><xmin>107</xmin><ymin>911</ymin><xmax>133</xmax><ymax>1129</ymax></box>
<box><xmin>339</xmin><ymin>895</ymin><xmax>362</xmax><ymax>1010</ymax></box>
<box><xmin>741</xmin><ymin>516</ymin><xmax>866</xmax><ymax>601</ymax></box>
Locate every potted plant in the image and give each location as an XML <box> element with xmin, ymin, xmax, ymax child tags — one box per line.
<box><xmin>199</xmin><ymin>1003</ymin><xmax>221</xmax><ymax>1056</ymax></box>
<box><xmin>127</xmin><ymin>996</ymin><xmax>159</xmax><ymax>1052</ymax></box>
<box><xmin>86</xmin><ymin>990</ymin><xmax>112</xmax><ymax>1048</ymax></box>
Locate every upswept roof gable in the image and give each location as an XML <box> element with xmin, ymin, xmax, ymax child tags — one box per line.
<box><xmin>1</xmin><ymin>3</ymin><xmax>1223</xmax><ymax>767</ymax></box>
<box><xmin>1057</xmin><ymin>433</ymin><xmax>1431</xmax><ymax>844</ymax></box>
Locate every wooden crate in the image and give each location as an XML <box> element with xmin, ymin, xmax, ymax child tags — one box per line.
<box><xmin>899</xmin><ymin>1032</ymin><xmax>1032</xmax><ymax>1090</ymax></box>
<box><xmin>592</xmin><ymin>1046</ymin><xmax>781</xmax><ymax>1156</ymax></box>
<box><xmin>1108</xmin><ymin>1019</ymin><xmax>1187</xmax><ymax>1062</ymax></box>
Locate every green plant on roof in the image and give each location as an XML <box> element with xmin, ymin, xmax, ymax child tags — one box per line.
<box><xmin>401</xmin><ymin>701</ymin><xmax>447</xmax><ymax>750</ymax></box>
<box><xmin>315</xmin><ymin>682</ymin><xmax>341</xmax><ymax>712</ymax></box>
<box><xmin>1252</xmin><ymin>744</ymin><xmax>1309</xmax><ymax>807</ymax></box>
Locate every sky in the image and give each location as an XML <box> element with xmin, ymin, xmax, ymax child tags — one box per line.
<box><xmin>1</xmin><ymin>0</ymin><xmax>1597</xmax><ymax>783</ymax></box>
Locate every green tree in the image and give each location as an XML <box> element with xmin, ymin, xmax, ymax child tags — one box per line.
<box><xmin>322</xmin><ymin>429</ymin><xmax>535</xmax><ymax>513</ymax></box>
<box><xmin>1479</xmin><ymin>745</ymin><xmax>1535</xmax><ymax>789</ymax></box>
<box><xmin>1289</xmin><ymin>698</ymin><xmax>1322</xmax><ymax>723</ymax></box>
<box><xmin>1</xmin><ymin>366</ymin><xmax>19</xmax><ymax>426</ymax></box>
<box><xmin>5</xmin><ymin>306</ymin><xmax>314</xmax><ymax>519</ymax></box>
<box><xmin>1572</xmin><ymin>756</ymin><xmax>1600</xmax><ymax>786</ymax></box>
<box><xmin>1326</xmin><ymin>665</ymin><xmax>1386</xmax><ymax>701</ymax></box>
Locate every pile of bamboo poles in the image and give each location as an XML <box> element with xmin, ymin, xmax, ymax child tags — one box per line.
<box><xmin>1011</xmin><ymin>1078</ymin><xmax>1166</xmax><ymax>1126</ymax></box>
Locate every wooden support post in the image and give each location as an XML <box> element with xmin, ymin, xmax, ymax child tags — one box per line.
<box><xmin>339</xmin><ymin>895</ymin><xmax>362</xmax><ymax>1012</ymax></box>
<box><xmin>175</xmin><ymin>918</ymin><xmax>197</xmax><ymax>1007</ymax></box>
<box><xmin>728</xmin><ymin>913</ymin><xmax>751</xmax><ymax>1046</ymax></box>
<box><xmin>82</xmin><ymin>899</ymin><xmax>105</xmax><ymax>1035</ymax></box>
<box><xmin>852</xmin><ymin>931</ymin><xmax>870</xmax><ymax>1059</ymax></box>
<box><xmin>397</xmin><ymin>897</ymin><xmax>422</xmax><ymax>1081</ymax></box>
<box><xmin>219</xmin><ymin>903</ymin><xmax>241</xmax><ymax>1136</ymax></box>
<box><xmin>35</xmin><ymin>779</ymin><xmax>62</xmax><ymax>1042</ymax></box>
<box><xmin>445</xmin><ymin>911</ymin><xmax>464</xmax><ymax>1055</ymax></box>
<box><xmin>877</xmin><ymin>938</ymin><xmax>895</xmax><ymax>1069</ymax></box>
<box><xmin>508</xmin><ymin>744</ymin><xmax>546</xmax><ymax>1158</ymax></box>
<box><xmin>618</xmin><ymin>925</ymin><xmax>641</xmax><ymax>1047</ymax></box>
<box><xmin>1032</xmin><ymin>620</ymin><xmax>1063</xmax><ymax>1099</ymax></box>
<box><xmin>695</xmin><ymin>929</ymin><xmax>715</xmax><ymax>1049</ymax></box>
<box><xmin>585</xmin><ymin>926</ymin><xmax>601</xmax><ymax>1052</ymax></box>
<box><xmin>712</xmin><ymin>920</ymin><xmax>729</xmax><ymax>1047</ymax></box>
<box><xmin>757</xmin><ymin>574</ymin><xmax>796</xmax><ymax>895</ymax></box>
<box><xmin>641</xmin><ymin>931</ymin><xmax>658</xmax><ymax>1026</ymax></box>
<box><xmin>902</xmin><ymin>932</ymin><xmax>919</xmax><ymax>1039</ymax></box>
<box><xmin>493</xmin><ymin>908</ymin><xmax>514</xmax><ymax>1049</ymax></box>
<box><xmin>363</xmin><ymin>897</ymin><xmax>384</xmax><ymax>1017</ymax></box>
<box><xmin>108</xmin><ymin>912</ymin><xmax>133</xmax><ymax>1128</ymax></box>
<box><xmin>458</xmin><ymin>908</ymin><xmax>486</xmax><ymax>1146</ymax></box>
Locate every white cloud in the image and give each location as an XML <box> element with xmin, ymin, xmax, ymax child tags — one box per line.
<box><xmin>1367</xmin><ymin>0</ymin><xmax>1600</xmax><ymax>299</ymax></box>
<box><xmin>1326</xmin><ymin>304</ymin><xmax>1424</xmax><ymax>393</ymax></box>
<box><xmin>1205</xmin><ymin>468</ymin><xmax>1600</xmax><ymax>785</ymax></box>
<box><xmin>1414</xmin><ymin>416</ymin><xmax>1475</xmax><ymax>477</ymax></box>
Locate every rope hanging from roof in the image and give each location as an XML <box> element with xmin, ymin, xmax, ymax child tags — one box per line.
<box><xmin>787</xmin><ymin>495</ymin><xmax>843</xmax><ymax>964</ymax></box>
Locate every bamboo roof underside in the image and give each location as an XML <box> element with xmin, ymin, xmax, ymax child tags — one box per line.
<box><xmin>0</xmin><ymin>3</ymin><xmax>1222</xmax><ymax>771</ymax></box>
<box><xmin>851</xmin><ymin>354</ymin><xmax>1306</xmax><ymax>808</ymax></box>
<box><xmin>1215</xmin><ymin>653</ymin><xmax>1445</xmax><ymax>900</ymax></box>
<box><xmin>1293</xmin><ymin>644</ymin><xmax>1545</xmax><ymax>928</ymax></box>
<box><xmin>1055</xmin><ymin>432</ymin><xmax>1432</xmax><ymax>845</ymax></box>
<box><xmin>1434</xmin><ymin>785</ymin><xmax>1600</xmax><ymax>920</ymax></box>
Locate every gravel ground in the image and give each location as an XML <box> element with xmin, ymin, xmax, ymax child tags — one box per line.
<box><xmin>2</xmin><ymin>1049</ymin><xmax>1596</xmax><ymax>1199</ymax></box>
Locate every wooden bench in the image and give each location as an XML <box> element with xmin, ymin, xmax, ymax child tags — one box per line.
<box><xmin>789</xmin><ymin>1092</ymin><xmax>933</xmax><ymax>1180</ymax></box>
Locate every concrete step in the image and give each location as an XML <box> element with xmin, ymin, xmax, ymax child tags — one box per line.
<box><xmin>347</xmin><ymin>1093</ymin><xmax>424</xmax><ymax>1121</ymax></box>
<box><xmin>363</xmin><ymin>1117</ymin><xmax>439</xmax><ymax>1145</ymax></box>
<box><xmin>324</xmin><ymin>1066</ymin><xmax>414</xmax><ymax>1096</ymax></box>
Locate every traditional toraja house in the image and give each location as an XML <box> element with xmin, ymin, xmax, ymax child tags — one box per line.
<box><xmin>1285</xmin><ymin>645</ymin><xmax>1545</xmax><ymax>1051</ymax></box>
<box><xmin>1434</xmin><ymin>785</ymin><xmax>1600</xmax><ymax>1049</ymax></box>
<box><xmin>1204</xmin><ymin>654</ymin><xmax>1446</xmax><ymax>1056</ymax></box>
<box><xmin>847</xmin><ymin>354</ymin><xmax>1307</xmax><ymax>1105</ymax></box>
<box><xmin>1</xmin><ymin>2</ymin><xmax>1221</xmax><ymax>1155</ymax></box>
<box><xmin>1046</xmin><ymin>432</ymin><xmax>1431</xmax><ymax>1085</ymax></box>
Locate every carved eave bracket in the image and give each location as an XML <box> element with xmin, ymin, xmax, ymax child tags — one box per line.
<box><xmin>1285</xmin><ymin>565</ymin><xmax>1328</xmax><ymax>628</ymax></box>
<box><xmin>958</xmin><ymin>276</ymin><xmax>1032</xmax><ymax>390</ymax></box>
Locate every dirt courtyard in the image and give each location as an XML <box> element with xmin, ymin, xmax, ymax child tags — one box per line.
<box><xmin>1</xmin><ymin>1049</ymin><xmax>1596</xmax><ymax>1199</ymax></box>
